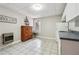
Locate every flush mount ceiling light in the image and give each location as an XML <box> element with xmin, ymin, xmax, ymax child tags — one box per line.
<box><xmin>32</xmin><ymin>4</ymin><xmax>42</xmax><ymax>11</ymax></box>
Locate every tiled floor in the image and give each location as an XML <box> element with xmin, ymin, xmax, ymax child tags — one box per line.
<box><xmin>0</xmin><ymin>38</ymin><xmax>58</xmax><ymax>55</ymax></box>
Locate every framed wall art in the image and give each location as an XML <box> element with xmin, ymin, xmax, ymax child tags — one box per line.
<box><xmin>0</xmin><ymin>15</ymin><xmax>17</xmax><ymax>24</ymax></box>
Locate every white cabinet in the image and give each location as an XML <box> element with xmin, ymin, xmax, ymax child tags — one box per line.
<box><xmin>75</xmin><ymin>4</ymin><xmax>79</xmax><ymax>17</ymax></box>
<box><xmin>66</xmin><ymin>4</ymin><xmax>77</xmax><ymax>22</ymax></box>
<box><xmin>62</xmin><ymin>3</ymin><xmax>79</xmax><ymax>22</ymax></box>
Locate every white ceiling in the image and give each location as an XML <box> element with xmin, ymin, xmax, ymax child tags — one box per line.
<box><xmin>0</xmin><ymin>3</ymin><xmax>66</xmax><ymax>18</ymax></box>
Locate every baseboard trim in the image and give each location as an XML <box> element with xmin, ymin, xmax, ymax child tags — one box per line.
<box><xmin>37</xmin><ymin>36</ymin><xmax>58</xmax><ymax>42</ymax></box>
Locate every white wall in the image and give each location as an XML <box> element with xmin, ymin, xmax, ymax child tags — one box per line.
<box><xmin>0</xmin><ymin>5</ymin><xmax>25</xmax><ymax>48</ymax></box>
<box><xmin>37</xmin><ymin>16</ymin><xmax>61</xmax><ymax>39</ymax></box>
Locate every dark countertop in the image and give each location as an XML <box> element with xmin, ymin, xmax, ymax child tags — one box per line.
<box><xmin>59</xmin><ymin>31</ymin><xmax>79</xmax><ymax>41</ymax></box>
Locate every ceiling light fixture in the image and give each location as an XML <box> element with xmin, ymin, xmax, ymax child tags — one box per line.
<box><xmin>32</xmin><ymin>4</ymin><xmax>42</xmax><ymax>11</ymax></box>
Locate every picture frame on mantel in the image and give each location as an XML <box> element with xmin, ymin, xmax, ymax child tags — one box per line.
<box><xmin>0</xmin><ymin>15</ymin><xmax>17</xmax><ymax>24</ymax></box>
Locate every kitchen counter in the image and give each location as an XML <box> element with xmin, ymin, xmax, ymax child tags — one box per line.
<box><xmin>59</xmin><ymin>31</ymin><xmax>79</xmax><ymax>55</ymax></box>
<box><xmin>59</xmin><ymin>31</ymin><xmax>79</xmax><ymax>41</ymax></box>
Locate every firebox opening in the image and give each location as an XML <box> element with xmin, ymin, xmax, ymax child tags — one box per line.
<box><xmin>2</xmin><ymin>33</ymin><xmax>14</xmax><ymax>45</ymax></box>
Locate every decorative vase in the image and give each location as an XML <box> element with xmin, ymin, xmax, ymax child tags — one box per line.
<box><xmin>24</xmin><ymin>16</ymin><xmax>29</xmax><ymax>25</ymax></box>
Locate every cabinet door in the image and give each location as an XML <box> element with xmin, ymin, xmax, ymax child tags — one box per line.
<box><xmin>61</xmin><ymin>39</ymin><xmax>79</xmax><ymax>55</ymax></box>
<box><xmin>75</xmin><ymin>4</ymin><xmax>79</xmax><ymax>17</ymax></box>
<box><xmin>27</xmin><ymin>27</ymin><xmax>32</xmax><ymax>35</ymax></box>
<box><xmin>66</xmin><ymin>3</ymin><xmax>77</xmax><ymax>22</ymax></box>
<box><xmin>21</xmin><ymin>27</ymin><xmax>28</xmax><ymax>40</ymax></box>
<box><xmin>62</xmin><ymin>3</ymin><xmax>79</xmax><ymax>22</ymax></box>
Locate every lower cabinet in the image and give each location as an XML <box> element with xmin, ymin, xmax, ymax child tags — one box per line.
<box><xmin>21</xmin><ymin>26</ymin><xmax>32</xmax><ymax>42</ymax></box>
<box><xmin>61</xmin><ymin>39</ymin><xmax>79</xmax><ymax>55</ymax></box>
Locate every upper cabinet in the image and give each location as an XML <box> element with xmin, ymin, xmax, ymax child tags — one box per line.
<box><xmin>62</xmin><ymin>3</ymin><xmax>79</xmax><ymax>22</ymax></box>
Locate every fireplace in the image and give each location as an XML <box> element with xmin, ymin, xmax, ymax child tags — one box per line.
<box><xmin>2</xmin><ymin>33</ymin><xmax>14</xmax><ymax>44</ymax></box>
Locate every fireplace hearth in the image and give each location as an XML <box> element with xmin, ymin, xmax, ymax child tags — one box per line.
<box><xmin>2</xmin><ymin>33</ymin><xmax>14</xmax><ymax>44</ymax></box>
